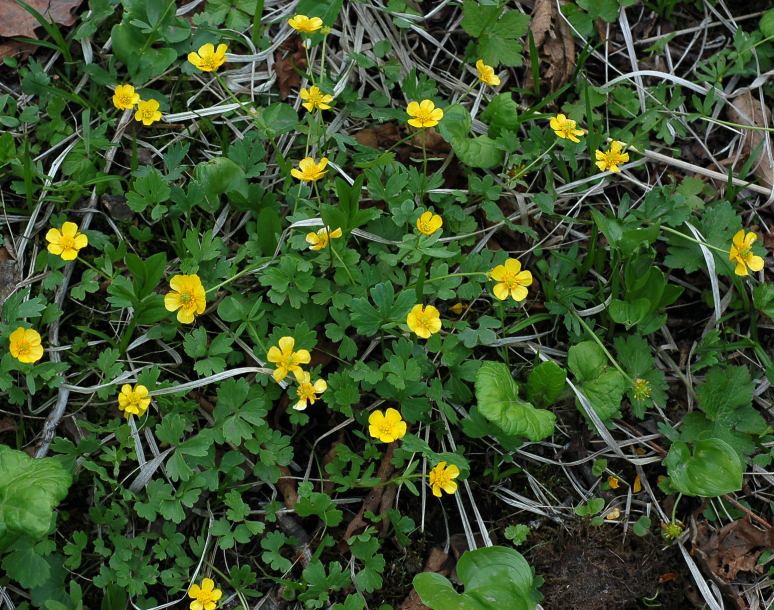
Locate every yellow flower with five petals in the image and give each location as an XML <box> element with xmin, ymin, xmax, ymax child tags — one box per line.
<box><xmin>368</xmin><ymin>408</ymin><xmax>407</xmax><ymax>443</ymax></box>
<box><xmin>164</xmin><ymin>274</ymin><xmax>206</xmax><ymax>324</ymax></box>
<box><xmin>729</xmin><ymin>229</ymin><xmax>765</xmax><ymax>276</ymax></box>
<box><xmin>475</xmin><ymin>59</ymin><xmax>500</xmax><ymax>86</ymax></box>
<box><xmin>416</xmin><ymin>211</ymin><xmax>443</xmax><ymax>235</ymax></box>
<box><xmin>112</xmin><ymin>84</ymin><xmax>140</xmax><ymax>110</ymax></box>
<box><xmin>188</xmin><ymin>578</ymin><xmax>222</xmax><ymax>610</ymax></box>
<box><xmin>294</xmin><ymin>372</ymin><xmax>327</xmax><ymax>410</ymax></box>
<box><xmin>267</xmin><ymin>336</ymin><xmax>311</xmax><ymax>382</ymax></box>
<box><xmin>300</xmin><ymin>86</ymin><xmax>334</xmax><ymax>112</ymax></box>
<box><xmin>549</xmin><ymin>113</ymin><xmax>583</xmax><ymax>143</ymax></box>
<box><xmin>291</xmin><ymin>157</ymin><xmax>328</xmax><ymax>182</ymax></box>
<box><xmin>490</xmin><ymin>258</ymin><xmax>532</xmax><ymax>302</ymax></box>
<box><xmin>117</xmin><ymin>384</ymin><xmax>151</xmax><ymax>419</ymax></box>
<box><xmin>406</xmin><ymin>304</ymin><xmax>442</xmax><ymax>339</ymax></box>
<box><xmin>428</xmin><ymin>461</ymin><xmax>460</xmax><ymax>497</ymax></box>
<box><xmin>595</xmin><ymin>141</ymin><xmax>629</xmax><ymax>173</ymax></box>
<box><xmin>306</xmin><ymin>227</ymin><xmax>342</xmax><ymax>250</ymax></box>
<box><xmin>406</xmin><ymin>100</ymin><xmax>444</xmax><ymax>128</ymax></box>
<box><xmin>46</xmin><ymin>221</ymin><xmax>88</xmax><ymax>260</ymax></box>
<box><xmin>9</xmin><ymin>327</ymin><xmax>44</xmax><ymax>364</ymax></box>
<box><xmin>134</xmin><ymin>99</ymin><xmax>162</xmax><ymax>126</ymax></box>
<box><xmin>288</xmin><ymin>14</ymin><xmax>323</xmax><ymax>33</ymax></box>
<box><xmin>188</xmin><ymin>42</ymin><xmax>228</xmax><ymax>72</ymax></box>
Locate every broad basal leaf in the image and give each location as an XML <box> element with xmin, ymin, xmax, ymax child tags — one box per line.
<box><xmin>665</xmin><ymin>439</ymin><xmax>743</xmax><ymax>497</ymax></box>
<box><xmin>474</xmin><ymin>361</ymin><xmax>556</xmax><ymax>441</ymax></box>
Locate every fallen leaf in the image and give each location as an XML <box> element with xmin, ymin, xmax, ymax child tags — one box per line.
<box><xmin>696</xmin><ymin>518</ymin><xmax>768</xmax><ymax>583</ymax></box>
<box><xmin>727</xmin><ymin>92</ymin><xmax>774</xmax><ymax>191</ymax></box>
<box><xmin>0</xmin><ymin>246</ymin><xmax>18</xmax><ymax>305</ymax></box>
<box><xmin>0</xmin><ymin>0</ymin><xmax>83</xmax><ymax>39</ymax></box>
<box><xmin>398</xmin><ymin>547</ymin><xmax>451</xmax><ymax>610</ymax></box>
<box><xmin>274</xmin><ymin>38</ymin><xmax>306</xmax><ymax>100</ymax></box>
<box><xmin>525</xmin><ymin>0</ymin><xmax>576</xmax><ymax>92</ymax></box>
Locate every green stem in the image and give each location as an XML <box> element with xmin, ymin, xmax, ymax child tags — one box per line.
<box><xmin>408</xmin><ymin>271</ymin><xmax>489</xmax><ymax>289</ymax></box>
<box><xmin>78</xmin><ymin>257</ymin><xmax>114</xmax><ymax>281</ymax></box>
<box><xmin>207</xmin><ymin>259</ymin><xmax>266</xmax><ymax>293</ymax></box>
<box><xmin>512</xmin><ymin>139</ymin><xmax>557</xmax><ymax>180</ymax></box>
<box><xmin>659</xmin><ymin>225</ymin><xmax>729</xmax><ymax>256</ymax></box>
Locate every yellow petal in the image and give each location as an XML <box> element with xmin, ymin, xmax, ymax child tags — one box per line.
<box><xmin>747</xmin><ymin>255</ymin><xmax>764</xmax><ymax>272</ymax></box>
<box><xmin>406</xmin><ymin>101</ymin><xmax>420</xmax><ymax>116</ymax></box>
<box><xmin>492</xmin><ymin>283</ymin><xmax>509</xmax><ymax>300</ymax></box>
<box><xmin>278</xmin><ymin>336</ymin><xmax>295</xmax><ymax>354</ymax></box>
<box><xmin>164</xmin><ymin>292</ymin><xmax>181</xmax><ymax>312</ymax></box>
<box><xmin>510</xmin><ymin>285</ymin><xmax>529</xmax><ymax>302</ymax></box>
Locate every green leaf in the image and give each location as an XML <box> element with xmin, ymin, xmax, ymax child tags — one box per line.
<box><xmin>0</xmin><ymin>446</ymin><xmax>73</xmax><ymax>546</ymax></box>
<box><xmin>126</xmin><ymin>168</ymin><xmax>170</xmax><ymax>214</ymax></box>
<box><xmin>193</xmin><ymin>157</ymin><xmax>249</xmax><ymax>211</ymax></box>
<box><xmin>696</xmin><ymin>366</ymin><xmax>754</xmax><ymax>422</ymax></box>
<box><xmin>437</xmin><ymin>104</ymin><xmax>503</xmax><ymax>169</ymax></box>
<box><xmin>480</xmin><ymin>93</ymin><xmax>520</xmax><ymax>138</ymax></box>
<box><xmin>760</xmin><ymin>8</ymin><xmax>774</xmax><ymax>36</ymax></box>
<box><xmin>413</xmin><ymin>546</ymin><xmax>540</xmax><ymax>610</ymax></box>
<box><xmin>474</xmin><ymin>361</ymin><xmax>556</xmax><ymax>441</ymax></box>
<box><xmin>525</xmin><ymin>361</ymin><xmax>566</xmax><ymax>408</ymax></box>
<box><xmin>665</xmin><ymin>439</ymin><xmax>743</xmax><ymax>497</ymax></box>
<box><xmin>609</xmin><ymin>298</ymin><xmax>651</xmax><ymax>329</ymax></box>
<box><xmin>753</xmin><ymin>284</ymin><xmax>774</xmax><ymax>319</ymax></box>
<box><xmin>567</xmin><ymin>341</ymin><xmax>626</xmax><ymax>422</ymax></box>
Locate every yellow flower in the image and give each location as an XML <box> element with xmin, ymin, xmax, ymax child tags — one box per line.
<box><xmin>406</xmin><ymin>99</ymin><xmax>444</xmax><ymax>129</ymax></box>
<box><xmin>291</xmin><ymin>157</ymin><xmax>328</xmax><ymax>182</ymax></box>
<box><xmin>729</xmin><ymin>229</ymin><xmax>765</xmax><ymax>276</ymax></box>
<box><xmin>112</xmin><ymin>84</ymin><xmax>140</xmax><ymax>110</ymax></box>
<box><xmin>294</xmin><ymin>372</ymin><xmax>327</xmax><ymax>410</ymax></box>
<box><xmin>416</xmin><ymin>211</ymin><xmax>443</xmax><ymax>235</ymax></box>
<box><xmin>46</xmin><ymin>221</ymin><xmax>88</xmax><ymax>261</ymax></box>
<box><xmin>607</xmin><ymin>476</ymin><xmax>620</xmax><ymax>489</ymax></box>
<box><xmin>288</xmin><ymin>14</ymin><xmax>323</xmax><ymax>33</ymax></box>
<box><xmin>188</xmin><ymin>578</ymin><xmax>222</xmax><ymax>610</ymax></box>
<box><xmin>475</xmin><ymin>59</ymin><xmax>500</xmax><ymax>87</ymax></box>
<box><xmin>188</xmin><ymin>42</ymin><xmax>228</xmax><ymax>72</ymax></box>
<box><xmin>428</xmin><ymin>461</ymin><xmax>460</xmax><ymax>497</ymax></box>
<box><xmin>595</xmin><ymin>140</ymin><xmax>629</xmax><ymax>173</ymax></box>
<box><xmin>8</xmin><ymin>327</ymin><xmax>43</xmax><ymax>364</ymax></box>
<box><xmin>549</xmin><ymin>113</ymin><xmax>584</xmax><ymax>143</ymax></box>
<box><xmin>117</xmin><ymin>384</ymin><xmax>151</xmax><ymax>419</ymax></box>
<box><xmin>164</xmin><ymin>274</ymin><xmax>206</xmax><ymax>324</ymax></box>
<box><xmin>266</xmin><ymin>336</ymin><xmax>311</xmax><ymax>383</ymax></box>
<box><xmin>300</xmin><ymin>86</ymin><xmax>334</xmax><ymax>112</ymax></box>
<box><xmin>490</xmin><ymin>258</ymin><xmax>532</xmax><ymax>302</ymax></box>
<box><xmin>134</xmin><ymin>99</ymin><xmax>162</xmax><ymax>126</ymax></box>
<box><xmin>406</xmin><ymin>304</ymin><xmax>442</xmax><ymax>339</ymax></box>
<box><xmin>368</xmin><ymin>408</ymin><xmax>407</xmax><ymax>443</ymax></box>
<box><xmin>306</xmin><ymin>227</ymin><xmax>342</xmax><ymax>250</ymax></box>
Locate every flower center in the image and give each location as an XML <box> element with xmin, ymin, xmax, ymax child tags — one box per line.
<box><xmin>179</xmin><ymin>291</ymin><xmax>193</xmax><ymax>305</ymax></box>
<box><xmin>500</xmin><ymin>271</ymin><xmax>520</xmax><ymax>290</ymax></box>
<box><xmin>418</xmin><ymin>220</ymin><xmax>433</xmax><ymax>233</ymax></box>
<box><xmin>16</xmin><ymin>340</ymin><xmax>31</xmax><ymax>356</ymax></box>
<box><xmin>632</xmin><ymin>378</ymin><xmax>651</xmax><ymax>401</ymax></box>
<box><xmin>59</xmin><ymin>234</ymin><xmax>76</xmax><ymax>250</ymax></box>
<box><xmin>432</xmin><ymin>470</ymin><xmax>450</xmax><ymax>487</ymax></box>
<box><xmin>299</xmin><ymin>384</ymin><xmax>315</xmax><ymax>401</ymax></box>
<box><xmin>738</xmin><ymin>245</ymin><xmax>751</xmax><ymax>259</ymax></box>
<box><xmin>142</xmin><ymin>108</ymin><xmax>154</xmax><ymax>119</ymax></box>
<box><xmin>379</xmin><ymin>422</ymin><xmax>394</xmax><ymax>436</ymax></box>
<box><xmin>119</xmin><ymin>94</ymin><xmax>132</xmax><ymax>105</ymax></box>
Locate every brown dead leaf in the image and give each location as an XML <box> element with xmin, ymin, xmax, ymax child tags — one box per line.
<box><xmin>274</xmin><ymin>39</ymin><xmax>306</xmax><ymax>100</ymax></box>
<box><xmin>0</xmin><ymin>0</ymin><xmax>82</xmax><ymax>39</ymax></box>
<box><xmin>0</xmin><ymin>246</ymin><xmax>18</xmax><ymax>306</ymax></box>
<box><xmin>727</xmin><ymin>92</ymin><xmax>774</xmax><ymax>191</ymax></box>
<box><xmin>696</xmin><ymin>518</ymin><xmax>768</xmax><ymax>583</ymax></box>
<box><xmin>525</xmin><ymin>0</ymin><xmax>576</xmax><ymax>92</ymax></box>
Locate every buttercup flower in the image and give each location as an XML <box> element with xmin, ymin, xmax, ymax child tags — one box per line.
<box><xmin>607</xmin><ymin>476</ymin><xmax>620</xmax><ymax>490</ymax></box>
<box><xmin>490</xmin><ymin>258</ymin><xmax>532</xmax><ymax>302</ymax></box>
<box><xmin>46</xmin><ymin>221</ymin><xmax>88</xmax><ymax>261</ymax></box>
<box><xmin>188</xmin><ymin>578</ymin><xmax>222</xmax><ymax>610</ymax></box>
<box><xmin>416</xmin><ymin>211</ymin><xmax>443</xmax><ymax>235</ymax></box>
<box><xmin>595</xmin><ymin>141</ymin><xmax>629</xmax><ymax>173</ymax></box>
<box><xmin>428</xmin><ymin>461</ymin><xmax>460</xmax><ymax>497</ymax></box>
<box><xmin>8</xmin><ymin>327</ymin><xmax>44</xmax><ymax>364</ymax></box>
<box><xmin>549</xmin><ymin>113</ymin><xmax>584</xmax><ymax>143</ymax></box>
<box><xmin>306</xmin><ymin>227</ymin><xmax>342</xmax><ymax>250</ymax></box>
<box><xmin>291</xmin><ymin>157</ymin><xmax>328</xmax><ymax>182</ymax></box>
<box><xmin>267</xmin><ymin>336</ymin><xmax>310</xmax><ymax>383</ymax></box>
<box><xmin>188</xmin><ymin>42</ymin><xmax>228</xmax><ymax>72</ymax></box>
<box><xmin>134</xmin><ymin>99</ymin><xmax>162</xmax><ymax>126</ymax></box>
<box><xmin>288</xmin><ymin>14</ymin><xmax>323</xmax><ymax>33</ymax></box>
<box><xmin>300</xmin><ymin>86</ymin><xmax>334</xmax><ymax>112</ymax></box>
<box><xmin>112</xmin><ymin>84</ymin><xmax>140</xmax><ymax>110</ymax></box>
<box><xmin>295</xmin><ymin>372</ymin><xmax>327</xmax><ymax>410</ymax></box>
<box><xmin>117</xmin><ymin>384</ymin><xmax>151</xmax><ymax>419</ymax></box>
<box><xmin>406</xmin><ymin>99</ymin><xmax>444</xmax><ymax>129</ymax></box>
<box><xmin>368</xmin><ymin>408</ymin><xmax>407</xmax><ymax>443</ymax></box>
<box><xmin>164</xmin><ymin>274</ymin><xmax>206</xmax><ymax>324</ymax></box>
<box><xmin>449</xmin><ymin>302</ymin><xmax>467</xmax><ymax>315</ymax></box>
<box><xmin>475</xmin><ymin>59</ymin><xmax>500</xmax><ymax>87</ymax></box>
<box><xmin>406</xmin><ymin>304</ymin><xmax>442</xmax><ymax>339</ymax></box>
<box><xmin>729</xmin><ymin>229</ymin><xmax>765</xmax><ymax>276</ymax></box>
